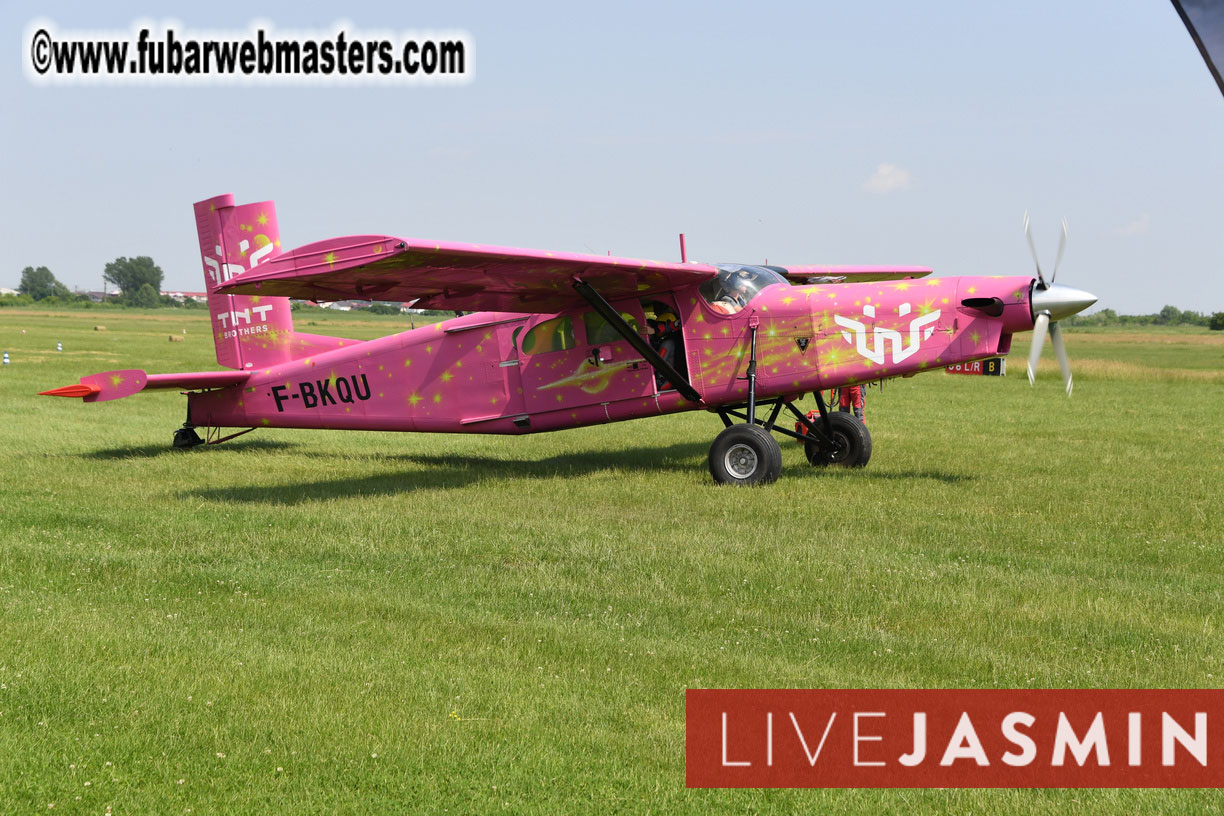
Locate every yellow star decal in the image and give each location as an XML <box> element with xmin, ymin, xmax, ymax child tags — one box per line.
<box><xmin>324</xmin><ymin>251</ymin><xmax>337</xmax><ymax>267</ymax></box>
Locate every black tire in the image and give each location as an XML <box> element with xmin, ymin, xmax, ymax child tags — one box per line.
<box><xmin>708</xmin><ymin>424</ymin><xmax>783</xmax><ymax>486</ymax></box>
<box><xmin>173</xmin><ymin>427</ymin><xmax>204</xmax><ymax>449</ymax></box>
<box><xmin>803</xmin><ymin>411</ymin><xmax>872</xmax><ymax>468</ymax></box>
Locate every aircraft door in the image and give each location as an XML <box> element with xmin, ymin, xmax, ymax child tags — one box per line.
<box><xmin>519</xmin><ymin>303</ymin><xmax>655</xmax><ymax>418</ymax></box>
<box><xmin>494</xmin><ymin>320</ymin><xmax>528</xmax><ymax>417</ymax></box>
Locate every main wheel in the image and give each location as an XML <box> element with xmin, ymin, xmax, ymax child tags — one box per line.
<box><xmin>708</xmin><ymin>424</ymin><xmax>783</xmax><ymax>486</ymax></box>
<box><xmin>803</xmin><ymin>411</ymin><xmax>872</xmax><ymax>468</ymax></box>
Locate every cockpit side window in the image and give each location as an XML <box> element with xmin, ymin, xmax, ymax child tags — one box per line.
<box><xmin>583</xmin><ymin>311</ymin><xmax>642</xmax><ymax>345</ymax></box>
<box><xmin>521</xmin><ymin>316</ymin><xmax>575</xmax><ymax>354</ymax></box>
<box><xmin>699</xmin><ymin>265</ymin><xmax>787</xmax><ymax>315</ymax></box>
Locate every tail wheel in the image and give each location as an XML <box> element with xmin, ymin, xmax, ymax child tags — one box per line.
<box><xmin>709</xmin><ymin>424</ymin><xmax>783</xmax><ymax>486</ymax></box>
<box><xmin>804</xmin><ymin>411</ymin><xmax>872</xmax><ymax>468</ymax></box>
<box><xmin>173</xmin><ymin>427</ymin><xmax>204</xmax><ymax>449</ymax></box>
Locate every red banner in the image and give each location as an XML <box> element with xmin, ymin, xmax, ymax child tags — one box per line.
<box><xmin>686</xmin><ymin>689</ymin><xmax>1223</xmax><ymax>788</ymax></box>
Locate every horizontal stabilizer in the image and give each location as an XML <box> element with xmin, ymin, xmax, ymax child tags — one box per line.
<box><xmin>40</xmin><ymin>369</ymin><xmax>250</xmax><ymax>402</ymax></box>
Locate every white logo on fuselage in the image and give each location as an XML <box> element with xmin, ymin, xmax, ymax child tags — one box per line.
<box><xmin>833</xmin><ymin>303</ymin><xmax>940</xmax><ymax>366</ymax></box>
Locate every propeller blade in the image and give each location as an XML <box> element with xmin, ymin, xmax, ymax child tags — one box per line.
<box><xmin>1049</xmin><ymin>320</ymin><xmax>1073</xmax><ymax>397</ymax></box>
<box><xmin>1023</xmin><ymin>211</ymin><xmax>1046</xmax><ymax>289</ymax></box>
<box><xmin>1050</xmin><ymin>218</ymin><xmax>1068</xmax><ymax>285</ymax></box>
<box><xmin>1027</xmin><ymin>312</ymin><xmax>1050</xmax><ymax>386</ymax></box>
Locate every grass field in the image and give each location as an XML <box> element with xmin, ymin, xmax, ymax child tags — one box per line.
<box><xmin>1</xmin><ymin>308</ymin><xmax>1222</xmax><ymax>814</ymax></box>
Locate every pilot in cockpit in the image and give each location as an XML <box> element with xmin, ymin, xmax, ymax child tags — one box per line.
<box><xmin>711</xmin><ymin>272</ymin><xmax>753</xmax><ymax>315</ymax></box>
<box><xmin>700</xmin><ymin>264</ymin><xmax>784</xmax><ymax>316</ymax></box>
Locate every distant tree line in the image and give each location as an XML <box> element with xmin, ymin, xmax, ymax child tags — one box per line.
<box><xmin>1064</xmin><ymin>305</ymin><xmax>1224</xmax><ymax>330</ymax></box>
<box><xmin>3</xmin><ymin>257</ymin><xmax>205</xmax><ymax>309</ymax></box>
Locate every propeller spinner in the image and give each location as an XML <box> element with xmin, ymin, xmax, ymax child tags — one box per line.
<box><xmin>1023</xmin><ymin>213</ymin><xmax>1097</xmax><ymax>396</ymax></box>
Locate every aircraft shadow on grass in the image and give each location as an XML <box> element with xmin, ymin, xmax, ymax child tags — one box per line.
<box><xmin>83</xmin><ymin>439</ymin><xmax>299</xmax><ymax>460</ymax></box>
<box><xmin>163</xmin><ymin>440</ymin><xmax>972</xmax><ymax>505</ymax></box>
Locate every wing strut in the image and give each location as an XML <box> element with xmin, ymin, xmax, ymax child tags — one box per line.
<box><xmin>571</xmin><ymin>276</ymin><xmax>702</xmax><ymax>404</ymax></box>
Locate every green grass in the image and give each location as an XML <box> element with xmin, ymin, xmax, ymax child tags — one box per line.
<box><xmin>1</xmin><ymin>309</ymin><xmax>1222</xmax><ymax>814</ymax></box>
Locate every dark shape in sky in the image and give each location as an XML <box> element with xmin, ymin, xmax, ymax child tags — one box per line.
<box><xmin>1171</xmin><ymin>0</ymin><xmax>1224</xmax><ymax>96</ymax></box>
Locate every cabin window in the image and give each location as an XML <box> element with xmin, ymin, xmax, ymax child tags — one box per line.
<box><xmin>582</xmin><ymin>311</ymin><xmax>641</xmax><ymax>345</ymax></box>
<box><xmin>521</xmin><ymin>316</ymin><xmax>575</xmax><ymax>354</ymax></box>
<box><xmin>699</xmin><ymin>264</ymin><xmax>788</xmax><ymax>315</ymax></box>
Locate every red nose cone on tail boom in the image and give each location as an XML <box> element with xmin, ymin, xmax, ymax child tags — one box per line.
<box><xmin>39</xmin><ymin>383</ymin><xmax>103</xmax><ymax>398</ymax></box>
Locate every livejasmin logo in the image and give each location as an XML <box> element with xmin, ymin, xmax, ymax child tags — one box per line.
<box><xmin>719</xmin><ymin>710</ymin><xmax>1203</xmax><ymax>768</ymax></box>
<box><xmin>686</xmin><ymin>690</ymin><xmax>1223</xmax><ymax>788</ymax></box>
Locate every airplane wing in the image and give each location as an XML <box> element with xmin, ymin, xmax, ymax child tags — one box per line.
<box><xmin>217</xmin><ymin>235</ymin><xmax>720</xmax><ymax>313</ymax></box>
<box><xmin>775</xmin><ymin>265</ymin><xmax>933</xmax><ymax>284</ymax></box>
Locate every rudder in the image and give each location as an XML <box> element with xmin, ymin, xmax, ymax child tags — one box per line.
<box><xmin>194</xmin><ymin>193</ymin><xmax>295</xmax><ymax>370</ymax></box>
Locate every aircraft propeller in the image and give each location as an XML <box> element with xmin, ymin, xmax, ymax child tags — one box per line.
<box><xmin>1023</xmin><ymin>212</ymin><xmax>1096</xmax><ymax>396</ymax></box>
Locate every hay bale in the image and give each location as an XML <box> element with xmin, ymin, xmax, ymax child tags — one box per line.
<box><xmin>169</xmin><ymin>335</ymin><xmax>184</xmax><ymax>343</ymax></box>
<box><xmin>93</xmin><ymin>325</ymin><xmax>107</xmax><ymax>331</ymax></box>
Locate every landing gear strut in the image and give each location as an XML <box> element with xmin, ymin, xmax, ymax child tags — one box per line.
<box><xmin>707</xmin><ymin>319</ymin><xmax>871</xmax><ymax>484</ymax></box>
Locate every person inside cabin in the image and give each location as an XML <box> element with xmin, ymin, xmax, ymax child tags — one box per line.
<box><xmin>644</xmin><ymin>302</ymin><xmax>686</xmax><ymax>390</ymax></box>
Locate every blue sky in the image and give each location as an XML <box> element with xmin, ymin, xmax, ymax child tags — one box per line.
<box><xmin>3</xmin><ymin>1</ymin><xmax>1222</xmax><ymax>313</ymax></box>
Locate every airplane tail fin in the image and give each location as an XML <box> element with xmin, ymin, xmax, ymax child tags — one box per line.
<box><xmin>194</xmin><ymin>194</ymin><xmax>355</xmax><ymax>369</ymax></box>
<box><xmin>194</xmin><ymin>193</ymin><xmax>296</xmax><ymax>370</ymax></box>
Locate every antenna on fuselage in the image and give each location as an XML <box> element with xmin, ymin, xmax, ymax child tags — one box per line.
<box><xmin>679</xmin><ymin>233</ymin><xmax>687</xmax><ymax>263</ymax></box>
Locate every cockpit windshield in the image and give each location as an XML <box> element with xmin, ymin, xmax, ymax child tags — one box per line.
<box><xmin>698</xmin><ymin>264</ymin><xmax>789</xmax><ymax>315</ymax></box>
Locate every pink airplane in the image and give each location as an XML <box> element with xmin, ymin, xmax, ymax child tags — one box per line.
<box><xmin>41</xmin><ymin>194</ymin><xmax>1096</xmax><ymax>485</ymax></box>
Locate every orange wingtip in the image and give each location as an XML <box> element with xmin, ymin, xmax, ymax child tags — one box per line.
<box><xmin>39</xmin><ymin>383</ymin><xmax>102</xmax><ymax>398</ymax></box>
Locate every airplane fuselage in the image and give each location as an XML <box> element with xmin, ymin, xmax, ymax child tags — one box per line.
<box><xmin>187</xmin><ymin>274</ymin><xmax>1037</xmax><ymax>435</ymax></box>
